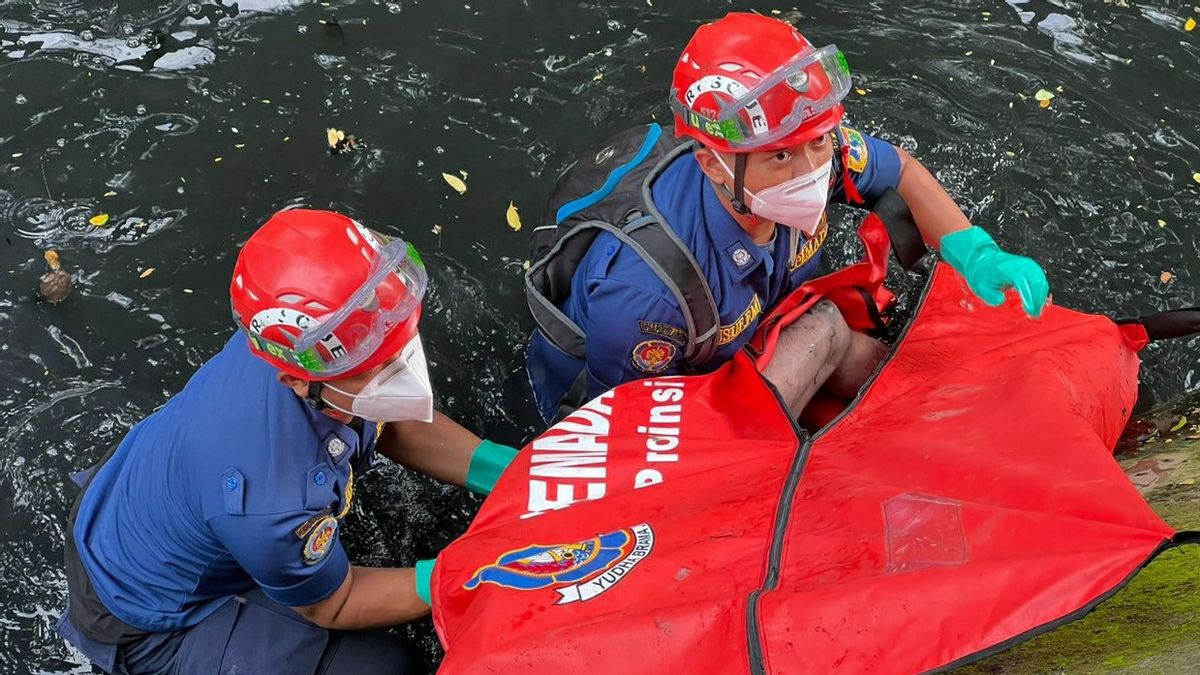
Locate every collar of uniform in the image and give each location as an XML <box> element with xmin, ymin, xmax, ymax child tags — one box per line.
<box><xmin>700</xmin><ymin>174</ymin><xmax>767</xmax><ymax>282</ymax></box>
<box><xmin>300</xmin><ymin>398</ymin><xmax>359</xmax><ymax>464</ymax></box>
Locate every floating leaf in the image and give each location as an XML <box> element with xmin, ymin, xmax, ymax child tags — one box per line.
<box><xmin>327</xmin><ymin>127</ymin><xmax>345</xmax><ymax>149</ymax></box>
<box><xmin>214</xmin><ymin>156</ymin><xmax>223</xmax><ymax>163</ymax></box>
<box><xmin>1158</xmin><ymin>219</ymin><xmax>1167</xmax><ymax>227</ymax></box>
<box><xmin>234</xmin><ymin>143</ymin><xmax>246</xmax><ymax>149</ymax></box>
<box><xmin>855</xmin><ymin>87</ymin><xmax>867</xmax><ymax>96</ymax></box>
<box><xmin>139</xmin><ymin>267</ymin><xmax>156</xmax><ymax>279</ymax></box>
<box><xmin>1034</xmin><ymin>88</ymin><xmax>1055</xmax><ymax>102</ymax></box>
<box><xmin>506</xmin><ymin>201</ymin><xmax>522</xmax><ymax>231</ymax></box>
<box><xmin>1186</xmin><ymin>17</ymin><xmax>1196</xmax><ymax>31</ymax></box>
<box><xmin>1193</xmin><ymin>172</ymin><xmax>1200</xmax><ymax>185</ymax></box>
<box><xmin>1172</xmin><ymin>416</ymin><xmax>1189</xmax><ymax>432</ymax></box>
<box><xmin>183</xmin><ymin>288</ymin><xmax>194</xmax><ymax>294</ymax></box>
<box><xmin>103</xmin><ymin>191</ymin><xmax>117</xmax><ymax>197</ymax></box>
<box><xmin>442</xmin><ymin>173</ymin><xmax>467</xmax><ymax>194</ymax></box>
<box><xmin>1039</xmin><ymin>99</ymin><xmax>1051</xmax><ymax>109</ymax></box>
<box><xmin>44</xmin><ymin>250</ymin><xmax>61</xmax><ymax>271</ymax></box>
<box><xmin>1161</xmin><ymin>271</ymin><xmax>1175</xmax><ymax>283</ymax></box>
<box><xmin>89</xmin><ymin>213</ymin><xmax>110</xmax><ymax>226</ymax></box>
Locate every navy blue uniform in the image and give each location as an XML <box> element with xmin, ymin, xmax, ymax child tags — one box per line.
<box><xmin>56</xmin><ymin>335</ymin><xmax>413</xmax><ymax>674</ymax></box>
<box><xmin>527</xmin><ymin>125</ymin><xmax>903</xmax><ymax>422</ymax></box>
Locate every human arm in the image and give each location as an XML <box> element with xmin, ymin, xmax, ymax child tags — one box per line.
<box><xmin>293</xmin><ymin>565</ymin><xmax>429</xmax><ymax>629</ymax></box>
<box><xmin>582</xmin><ymin>276</ymin><xmax>688</xmax><ymax>394</ymax></box>
<box><xmin>377</xmin><ymin>413</ymin><xmax>517</xmax><ymax>495</ymax></box>
<box><xmin>834</xmin><ymin>125</ymin><xmax>1049</xmax><ymax>317</ymax></box>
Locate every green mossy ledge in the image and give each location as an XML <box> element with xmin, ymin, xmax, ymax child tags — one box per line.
<box><xmin>958</xmin><ymin>406</ymin><xmax>1200</xmax><ymax>674</ymax></box>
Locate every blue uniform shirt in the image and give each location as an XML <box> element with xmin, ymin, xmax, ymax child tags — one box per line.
<box><xmin>527</xmin><ymin>125</ymin><xmax>902</xmax><ymax>422</ymax></box>
<box><xmin>73</xmin><ymin>334</ymin><xmax>375</xmax><ymax>633</ymax></box>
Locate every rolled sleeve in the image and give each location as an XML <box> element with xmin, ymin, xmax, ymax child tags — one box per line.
<box><xmin>209</xmin><ymin>511</ymin><xmax>350</xmax><ymax>608</ymax></box>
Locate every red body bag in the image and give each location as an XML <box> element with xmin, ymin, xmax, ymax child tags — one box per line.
<box><xmin>431</xmin><ymin>216</ymin><xmax>1186</xmax><ymax>674</ymax></box>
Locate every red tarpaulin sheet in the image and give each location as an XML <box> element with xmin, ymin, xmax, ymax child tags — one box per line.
<box><xmin>432</xmin><ymin>234</ymin><xmax>1181</xmax><ymax>673</ymax></box>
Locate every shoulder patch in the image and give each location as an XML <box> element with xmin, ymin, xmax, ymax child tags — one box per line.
<box><xmin>840</xmin><ymin>125</ymin><xmax>869</xmax><ymax>174</ymax></box>
<box><xmin>302</xmin><ymin>516</ymin><xmax>338</xmax><ymax>565</ymax></box>
<box><xmin>638</xmin><ymin>321</ymin><xmax>687</xmax><ymax>346</ymax></box>
<box><xmin>631</xmin><ymin>339</ymin><xmax>677</xmax><ymax>374</ymax></box>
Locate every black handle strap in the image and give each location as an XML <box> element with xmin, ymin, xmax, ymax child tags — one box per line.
<box><xmin>1116</xmin><ymin>308</ymin><xmax>1200</xmax><ymax>342</ymax></box>
<box><xmin>872</xmin><ymin>188</ymin><xmax>926</xmax><ymax>271</ymax></box>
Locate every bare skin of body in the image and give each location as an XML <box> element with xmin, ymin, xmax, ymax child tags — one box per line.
<box><xmin>758</xmin><ymin>300</ymin><xmax>887</xmax><ymax>416</ymax></box>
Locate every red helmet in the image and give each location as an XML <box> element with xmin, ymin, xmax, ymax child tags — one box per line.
<box><xmin>670</xmin><ymin>13</ymin><xmax>852</xmax><ymax>153</ymax></box>
<box><xmin>230</xmin><ymin>209</ymin><xmax>427</xmax><ymax>381</ymax></box>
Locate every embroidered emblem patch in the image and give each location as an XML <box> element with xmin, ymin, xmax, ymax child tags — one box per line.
<box><xmin>303</xmin><ymin>516</ymin><xmax>338</xmax><ymax>565</ymax></box>
<box><xmin>463</xmin><ymin>524</ymin><xmax>655</xmax><ymax>605</ymax></box>
<box><xmin>730</xmin><ymin>246</ymin><xmax>753</xmax><ymax>268</ymax></box>
<box><xmin>840</xmin><ymin>125</ymin><xmax>869</xmax><ymax>173</ymax></box>
<box><xmin>631</xmin><ymin>340</ymin><xmax>676</xmax><ymax>373</ymax></box>
<box><xmin>638</xmin><ymin>321</ymin><xmax>687</xmax><ymax>346</ymax></box>
<box><xmin>718</xmin><ymin>294</ymin><xmax>764</xmax><ymax>346</ymax></box>
<box><xmin>789</xmin><ymin>215</ymin><xmax>829</xmax><ymax>271</ymax></box>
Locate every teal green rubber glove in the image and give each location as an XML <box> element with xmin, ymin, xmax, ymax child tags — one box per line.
<box><xmin>939</xmin><ymin>226</ymin><xmax>1049</xmax><ymax>318</ymax></box>
<box><xmin>415</xmin><ymin>558</ymin><xmax>435</xmax><ymax>605</ymax></box>
<box><xmin>465</xmin><ymin>440</ymin><xmax>519</xmax><ymax>495</ymax></box>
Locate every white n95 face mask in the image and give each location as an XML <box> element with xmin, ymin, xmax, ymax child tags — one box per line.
<box><xmin>321</xmin><ymin>335</ymin><xmax>434</xmax><ymax>423</ymax></box>
<box><xmin>715</xmin><ymin>154</ymin><xmax>833</xmax><ymax>236</ymax></box>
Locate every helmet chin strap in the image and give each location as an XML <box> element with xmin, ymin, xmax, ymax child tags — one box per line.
<box><xmin>305</xmin><ymin>381</ymin><xmax>330</xmax><ymax>411</ymax></box>
<box><xmin>718</xmin><ymin>152</ymin><xmax>753</xmax><ymax>216</ymax></box>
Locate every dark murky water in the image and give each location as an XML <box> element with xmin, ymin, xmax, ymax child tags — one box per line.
<box><xmin>1</xmin><ymin>0</ymin><xmax>1197</xmax><ymax>672</ymax></box>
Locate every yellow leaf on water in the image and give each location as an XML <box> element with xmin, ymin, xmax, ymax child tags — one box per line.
<box><xmin>326</xmin><ymin>127</ymin><xmax>345</xmax><ymax>149</ymax></box>
<box><xmin>506</xmin><ymin>201</ymin><xmax>522</xmax><ymax>231</ymax></box>
<box><xmin>44</xmin><ymin>250</ymin><xmax>61</xmax><ymax>271</ymax></box>
<box><xmin>139</xmin><ymin>267</ymin><xmax>156</xmax><ymax>279</ymax></box>
<box><xmin>1193</xmin><ymin>172</ymin><xmax>1200</xmax><ymax>184</ymax></box>
<box><xmin>1161</xmin><ymin>271</ymin><xmax>1175</xmax><ymax>283</ymax></box>
<box><xmin>855</xmin><ymin>87</ymin><xmax>867</xmax><ymax>96</ymax></box>
<box><xmin>1185</xmin><ymin>17</ymin><xmax>1196</xmax><ymax>31</ymax></box>
<box><xmin>442</xmin><ymin>173</ymin><xmax>467</xmax><ymax>194</ymax></box>
<box><xmin>1179</xmin><ymin>478</ymin><xmax>1197</xmax><ymax>486</ymax></box>
<box><xmin>1034</xmin><ymin>88</ymin><xmax>1055</xmax><ymax>102</ymax></box>
<box><xmin>1039</xmin><ymin>99</ymin><xmax>1051</xmax><ymax>108</ymax></box>
<box><xmin>89</xmin><ymin>213</ymin><xmax>110</xmax><ymax>226</ymax></box>
<box><xmin>1172</xmin><ymin>416</ymin><xmax>1189</xmax><ymax>432</ymax></box>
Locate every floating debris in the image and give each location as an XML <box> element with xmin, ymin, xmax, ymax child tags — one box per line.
<box><xmin>431</xmin><ymin>224</ymin><xmax>443</xmax><ymax>235</ymax></box>
<box><xmin>855</xmin><ymin>87</ymin><xmax>867</xmax><ymax>96</ymax></box>
<box><xmin>442</xmin><ymin>172</ymin><xmax>467</xmax><ymax>194</ymax></box>
<box><xmin>139</xmin><ymin>267</ymin><xmax>156</xmax><ymax>279</ymax></box>
<box><xmin>39</xmin><ymin>250</ymin><xmax>73</xmax><ymax>304</ymax></box>
<box><xmin>1161</xmin><ymin>271</ymin><xmax>1175</xmax><ymax>283</ymax></box>
<box><xmin>1186</xmin><ymin>17</ymin><xmax>1196</xmax><ymax>32</ymax></box>
<box><xmin>326</xmin><ymin>127</ymin><xmax>361</xmax><ymax>154</ymax></box>
<box><xmin>103</xmin><ymin>191</ymin><xmax>117</xmax><ymax>197</ymax></box>
<box><xmin>506</xmin><ymin>201</ymin><xmax>522</xmax><ymax>231</ymax></box>
<box><xmin>89</xmin><ymin>213</ymin><xmax>110</xmax><ymax>226</ymax></box>
<box><xmin>1035</xmin><ymin>89</ymin><xmax>1055</xmax><ymax>108</ymax></box>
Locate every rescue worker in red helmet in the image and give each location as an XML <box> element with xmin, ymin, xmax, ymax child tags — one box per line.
<box><xmin>56</xmin><ymin>209</ymin><xmax>517</xmax><ymax>674</ymax></box>
<box><xmin>527</xmin><ymin>12</ymin><xmax>1048</xmax><ymax>421</ymax></box>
